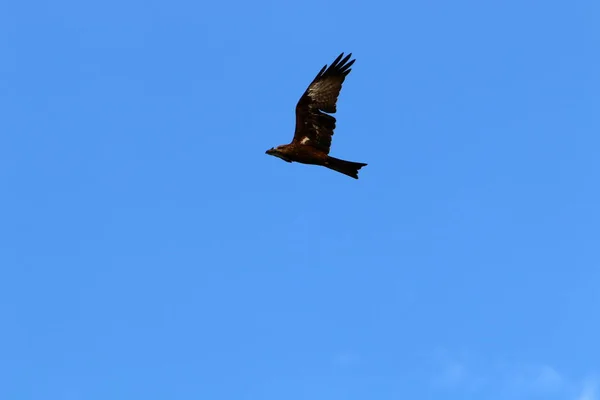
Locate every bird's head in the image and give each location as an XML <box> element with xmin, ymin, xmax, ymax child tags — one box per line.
<box><xmin>265</xmin><ymin>145</ymin><xmax>292</xmax><ymax>163</ymax></box>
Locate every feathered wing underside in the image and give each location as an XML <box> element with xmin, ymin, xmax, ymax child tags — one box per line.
<box><xmin>293</xmin><ymin>53</ymin><xmax>355</xmax><ymax>154</ymax></box>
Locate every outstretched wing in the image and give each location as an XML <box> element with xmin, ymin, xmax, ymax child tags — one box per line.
<box><xmin>292</xmin><ymin>53</ymin><xmax>355</xmax><ymax>154</ymax></box>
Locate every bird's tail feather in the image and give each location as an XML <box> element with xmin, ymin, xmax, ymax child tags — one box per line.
<box><xmin>326</xmin><ymin>156</ymin><xmax>368</xmax><ymax>179</ymax></box>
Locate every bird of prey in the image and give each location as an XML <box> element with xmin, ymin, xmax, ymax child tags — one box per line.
<box><xmin>265</xmin><ymin>53</ymin><xmax>367</xmax><ymax>179</ymax></box>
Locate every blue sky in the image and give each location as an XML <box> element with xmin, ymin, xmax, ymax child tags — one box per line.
<box><xmin>1</xmin><ymin>0</ymin><xmax>599</xmax><ymax>399</ymax></box>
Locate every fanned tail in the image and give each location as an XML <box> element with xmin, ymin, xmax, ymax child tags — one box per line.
<box><xmin>325</xmin><ymin>156</ymin><xmax>368</xmax><ymax>179</ymax></box>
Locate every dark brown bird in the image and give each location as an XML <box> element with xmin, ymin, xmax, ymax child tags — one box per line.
<box><xmin>265</xmin><ymin>53</ymin><xmax>367</xmax><ymax>179</ymax></box>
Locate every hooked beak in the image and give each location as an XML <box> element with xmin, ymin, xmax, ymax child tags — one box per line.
<box><xmin>265</xmin><ymin>148</ymin><xmax>274</xmax><ymax>155</ymax></box>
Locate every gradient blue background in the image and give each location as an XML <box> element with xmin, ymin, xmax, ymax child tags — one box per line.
<box><xmin>2</xmin><ymin>0</ymin><xmax>599</xmax><ymax>399</ymax></box>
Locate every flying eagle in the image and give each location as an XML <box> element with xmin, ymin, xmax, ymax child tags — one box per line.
<box><xmin>265</xmin><ymin>53</ymin><xmax>367</xmax><ymax>179</ymax></box>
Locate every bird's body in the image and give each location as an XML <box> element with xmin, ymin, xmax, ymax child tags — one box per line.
<box><xmin>267</xmin><ymin>143</ymin><xmax>327</xmax><ymax>164</ymax></box>
<box><xmin>265</xmin><ymin>53</ymin><xmax>367</xmax><ymax>179</ymax></box>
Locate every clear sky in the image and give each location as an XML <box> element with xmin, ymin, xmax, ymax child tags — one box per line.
<box><xmin>1</xmin><ymin>0</ymin><xmax>599</xmax><ymax>399</ymax></box>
